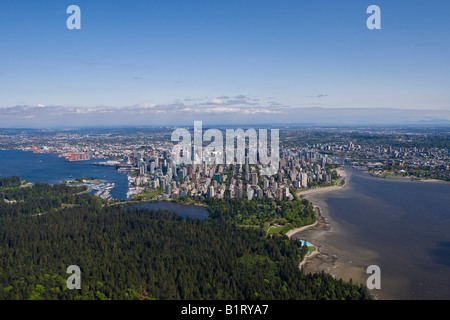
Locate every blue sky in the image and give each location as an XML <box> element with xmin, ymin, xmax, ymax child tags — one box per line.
<box><xmin>0</xmin><ymin>0</ymin><xmax>449</xmax><ymax>126</ymax></box>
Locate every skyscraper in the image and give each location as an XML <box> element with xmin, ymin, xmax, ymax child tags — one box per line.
<box><xmin>245</xmin><ymin>160</ymin><xmax>250</xmax><ymax>182</ymax></box>
<box><xmin>247</xmin><ymin>186</ymin><xmax>254</xmax><ymax>200</ymax></box>
<box><xmin>251</xmin><ymin>172</ymin><xmax>257</xmax><ymax>186</ymax></box>
<box><xmin>255</xmin><ymin>186</ymin><xmax>263</xmax><ymax>199</ymax></box>
<box><xmin>150</xmin><ymin>162</ymin><xmax>155</xmax><ymax>174</ymax></box>
<box><xmin>165</xmin><ymin>183</ymin><xmax>172</xmax><ymax>194</ymax></box>
<box><xmin>301</xmin><ymin>172</ymin><xmax>308</xmax><ymax>188</ymax></box>
<box><xmin>139</xmin><ymin>163</ymin><xmax>146</xmax><ymax>175</ymax></box>
<box><xmin>236</xmin><ymin>187</ymin><xmax>243</xmax><ymax>199</ymax></box>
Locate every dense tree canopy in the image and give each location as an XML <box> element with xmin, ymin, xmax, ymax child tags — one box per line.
<box><xmin>0</xmin><ymin>178</ymin><xmax>370</xmax><ymax>300</ymax></box>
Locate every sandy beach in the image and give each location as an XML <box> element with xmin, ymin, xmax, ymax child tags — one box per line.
<box><xmin>296</xmin><ymin>167</ymin><xmax>347</xmax><ymax>196</ymax></box>
<box><xmin>285</xmin><ymin>217</ymin><xmax>318</xmax><ymax>238</ymax></box>
<box><xmin>414</xmin><ymin>178</ymin><xmax>450</xmax><ymax>184</ymax></box>
<box><xmin>369</xmin><ymin>172</ymin><xmax>450</xmax><ymax>184</ymax></box>
<box><xmin>285</xmin><ymin>206</ymin><xmax>321</xmax><ymax>269</ymax></box>
<box><xmin>290</xmin><ymin>166</ymin><xmax>385</xmax><ymax>299</ymax></box>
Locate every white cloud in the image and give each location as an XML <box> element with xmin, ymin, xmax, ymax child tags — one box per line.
<box><xmin>242</xmin><ymin>108</ymin><xmax>284</xmax><ymax>115</ymax></box>
<box><xmin>206</xmin><ymin>98</ymin><xmax>223</xmax><ymax>105</ymax></box>
<box><xmin>137</xmin><ymin>104</ymin><xmax>157</xmax><ymax>109</ymax></box>
<box><xmin>203</xmin><ymin>107</ymin><xmax>240</xmax><ymax>113</ymax></box>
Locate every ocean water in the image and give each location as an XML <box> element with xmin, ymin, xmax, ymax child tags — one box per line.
<box><xmin>0</xmin><ymin>150</ymin><xmax>210</xmax><ymax>220</ymax></box>
<box><xmin>304</xmin><ymin>168</ymin><xmax>450</xmax><ymax>300</ymax></box>
<box><xmin>0</xmin><ymin>150</ymin><xmax>129</xmax><ymax>199</ymax></box>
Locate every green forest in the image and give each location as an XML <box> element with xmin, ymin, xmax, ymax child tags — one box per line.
<box><xmin>0</xmin><ymin>177</ymin><xmax>370</xmax><ymax>300</ymax></box>
<box><xmin>204</xmin><ymin>197</ymin><xmax>316</xmax><ymax>235</ymax></box>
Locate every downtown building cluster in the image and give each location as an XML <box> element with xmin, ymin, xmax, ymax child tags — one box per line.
<box><xmin>126</xmin><ymin>147</ymin><xmax>336</xmax><ymax>201</ymax></box>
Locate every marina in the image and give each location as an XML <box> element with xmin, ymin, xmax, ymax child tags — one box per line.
<box><xmin>90</xmin><ymin>182</ymin><xmax>115</xmax><ymax>199</ymax></box>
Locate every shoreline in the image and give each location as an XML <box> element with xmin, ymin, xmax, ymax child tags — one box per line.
<box><xmin>367</xmin><ymin>171</ymin><xmax>450</xmax><ymax>184</ymax></box>
<box><xmin>291</xmin><ymin>167</ymin><xmax>375</xmax><ymax>291</ymax></box>
<box><xmin>285</xmin><ymin>214</ymin><xmax>319</xmax><ymax>238</ymax></box>
<box><xmin>296</xmin><ymin>167</ymin><xmax>347</xmax><ymax>196</ymax></box>
<box><xmin>285</xmin><ymin>205</ymin><xmax>322</xmax><ymax>269</ymax></box>
<box><xmin>288</xmin><ymin>166</ymin><xmax>449</xmax><ymax>300</ymax></box>
<box><xmin>292</xmin><ymin>167</ymin><xmax>384</xmax><ymax>299</ymax></box>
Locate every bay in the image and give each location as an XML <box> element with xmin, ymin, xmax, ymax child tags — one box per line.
<box><xmin>299</xmin><ymin>167</ymin><xmax>450</xmax><ymax>300</ymax></box>
<box><xmin>0</xmin><ymin>150</ymin><xmax>129</xmax><ymax>199</ymax></box>
<box><xmin>0</xmin><ymin>150</ymin><xmax>209</xmax><ymax>220</ymax></box>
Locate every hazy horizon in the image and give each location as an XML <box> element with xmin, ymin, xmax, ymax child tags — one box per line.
<box><xmin>0</xmin><ymin>104</ymin><xmax>449</xmax><ymax>129</ymax></box>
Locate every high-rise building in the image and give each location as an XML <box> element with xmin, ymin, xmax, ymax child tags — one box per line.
<box><xmin>159</xmin><ymin>176</ymin><xmax>167</xmax><ymax>189</ymax></box>
<box><xmin>247</xmin><ymin>186</ymin><xmax>254</xmax><ymax>200</ymax></box>
<box><xmin>290</xmin><ymin>171</ymin><xmax>297</xmax><ymax>181</ymax></box>
<box><xmin>277</xmin><ymin>172</ymin><xmax>283</xmax><ymax>181</ymax></box>
<box><xmin>236</xmin><ymin>187</ymin><xmax>243</xmax><ymax>199</ymax></box>
<box><xmin>263</xmin><ymin>179</ymin><xmax>270</xmax><ymax>190</ymax></box>
<box><xmin>139</xmin><ymin>163</ymin><xmax>146</xmax><ymax>176</ymax></box>
<box><xmin>155</xmin><ymin>168</ymin><xmax>163</xmax><ymax>178</ymax></box>
<box><xmin>208</xmin><ymin>186</ymin><xmax>215</xmax><ymax>198</ymax></box>
<box><xmin>301</xmin><ymin>172</ymin><xmax>308</xmax><ymax>188</ymax></box>
<box><xmin>151</xmin><ymin>179</ymin><xmax>159</xmax><ymax>189</ymax></box>
<box><xmin>177</xmin><ymin>169</ymin><xmax>184</xmax><ymax>180</ymax></box>
<box><xmin>251</xmin><ymin>172</ymin><xmax>257</xmax><ymax>186</ymax></box>
<box><xmin>277</xmin><ymin>188</ymin><xmax>284</xmax><ymax>200</ymax></box>
<box><xmin>255</xmin><ymin>187</ymin><xmax>263</xmax><ymax>199</ymax></box>
<box><xmin>272</xmin><ymin>181</ymin><xmax>278</xmax><ymax>193</ymax></box>
<box><xmin>245</xmin><ymin>161</ymin><xmax>250</xmax><ymax>181</ymax></box>
<box><xmin>315</xmin><ymin>164</ymin><xmax>321</xmax><ymax>174</ymax></box>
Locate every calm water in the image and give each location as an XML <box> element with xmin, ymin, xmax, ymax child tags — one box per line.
<box><xmin>0</xmin><ymin>150</ymin><xmax>209</xmax><ymax>219</ymax></box>
<box><xmin>127</xmin><ymin>202</ymin><xmax>210</xmax><ymax>220</ymax></box>
<box><xmin>316</xmin><ymin>168</ymin><xmax>450</xmax><ymax>300</ymax></box>
<box><xmin>0</xmin><ymin>150</ymin><xmax>129</xmax><ymax>199</ymax></box>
